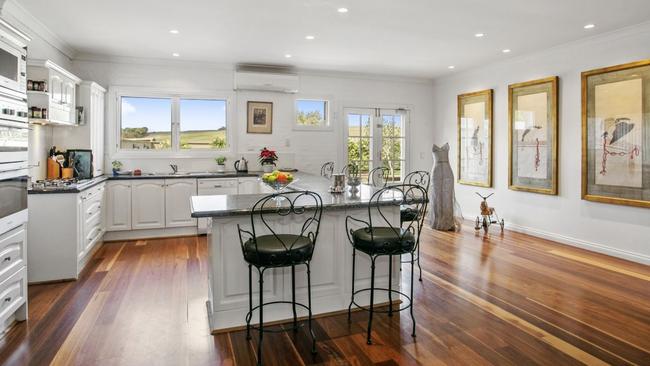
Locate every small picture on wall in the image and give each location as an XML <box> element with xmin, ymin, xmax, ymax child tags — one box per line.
<box><xmin>508</xmin><ymin>76</ymin><xmax>559</xmax><ymax>195</ymax></box>
<box><xmin>457</xmin><ymin>89</ymin><xmax>493</xmax><ymax>187</ymax></box>
<box><xmin>582</xmin><ymin>59</ymin><xmax>650</xmax><ymax>208</ymax></box>
<box><xmin>247</xmin><ymin>101</ymin><xmax>273</xmax><ymax>134</ymax></box>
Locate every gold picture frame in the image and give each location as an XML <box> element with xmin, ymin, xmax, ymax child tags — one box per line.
<box><xmin>581</xmin><ymin>59</ymin><xmax>650</xmax><ymax>208</ymax></box>
<box><xmin>247</xmin><ymin>101</ymin><xmax>273</xmax><ymax>134</ymax></box>
<box><xmin>457</xmin><ymin>89</ymin><xmax>493</xmax><ymax>187</ymax></box>
<box><xmin>508</xmin><ymin>76</ymin><xmax>559</xmax><ymax>195</ymax></box>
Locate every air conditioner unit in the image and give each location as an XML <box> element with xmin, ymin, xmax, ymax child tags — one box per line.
<box><xmin>234</xmin><ymin>71</ymin><xmax>299</xmax><ymax>94</ymax></box>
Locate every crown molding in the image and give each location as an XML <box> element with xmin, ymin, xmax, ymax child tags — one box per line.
<box><xmin>1</xmin><ymin>0</ymin><xmax>76</xmax><ymax>58</ymax></box>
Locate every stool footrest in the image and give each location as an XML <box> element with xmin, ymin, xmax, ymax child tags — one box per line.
<box><xmin>350</xmin><ymin>287</ymin><xmax>413</xmax><ymax>314</ymax></box>
<box><xmin>245</xmin><ymin>300</ymin><xmax>312</xmax><ymax>334</ymax></box>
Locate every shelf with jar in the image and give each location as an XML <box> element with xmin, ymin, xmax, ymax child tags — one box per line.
<box><xmin>26</xmin><ymin>59</ymin><xmax>81</xmax><ymax>126</ymax></box>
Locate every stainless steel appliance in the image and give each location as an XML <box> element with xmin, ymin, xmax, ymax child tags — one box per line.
<box><xmin>0</xmin><ymin>166</ymin><xmax>28</xmax><ymax>234</ymax></box>
<box><xmin>234</xmin><ymin>157</ymin><xmax>248</xmax><ymax>173</ymax></box>
<box><xmin>0</xmin><ymin>94</ymin><xmax>29</xmax><ymax>166</ymax></box>
<box><xmin>0</xmin><ymin>31</ymin><xmax>27</xmax><ymax>100</ymax></box>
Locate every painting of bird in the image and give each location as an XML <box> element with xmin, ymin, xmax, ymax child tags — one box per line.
<box><xmin>609</xmin><ymin>118</ymin><xmax>634</xmax><ymax>145</ymax></box>
<box><xmin>521</xmin><ymin>125</ymin><xmax>542</xmax><ymax>142</ymax></box>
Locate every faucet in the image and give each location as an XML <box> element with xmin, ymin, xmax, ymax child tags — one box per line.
<box><xmin>170</xmin><ymin>164</ymin><xmax>178</xmax><ymax>174</ymax></box>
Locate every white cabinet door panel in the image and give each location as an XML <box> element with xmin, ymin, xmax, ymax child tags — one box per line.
<box><xmin>106</xmin><ymin>181</ymin><xmax>132</xmax><ymax>231</ymax></box>
<box><xmin>132</xmin><ymin>180</ymin><xmax>165</xmax><ymax>230</ymax></box>
<box><xmin>165</xmin><ymin>179</ymin><xmax>197</xmax><ymax>228</ymax></box>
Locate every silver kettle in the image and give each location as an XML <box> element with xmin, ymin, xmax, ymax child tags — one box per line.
<box><xmin>234</xmin><ymin>157</ymin><xmax>248</xmax><ymax>173</ymax></box>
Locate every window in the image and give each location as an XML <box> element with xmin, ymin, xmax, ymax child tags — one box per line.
<box><xmin>180</xmin><ymin>99</ymin><xmax>227</xmax><ymax>150</ymax></box>
<box><xmin>119</xmin><ymin>95</ymin><xmax>228</xmax><ymax>151</ymax></box>
<box><xmin>120</xmin><ymin>97</ymin><xmax>172</xmax><ymax>150</ymax></box>
<box><xmin>295</xmin><ymin>99</ymin><xmax>329</xmax><ymax>129</ymax></box>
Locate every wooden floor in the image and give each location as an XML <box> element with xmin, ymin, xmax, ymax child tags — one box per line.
<box><xmin>1</xmin><ymin>226</ymin><xmax>649</xmax><ymax>366</ymax></box>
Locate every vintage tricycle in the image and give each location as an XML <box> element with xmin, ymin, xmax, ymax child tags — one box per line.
<box><xmin>474</xmin><ymin>192</ymin><xmax>505</xmax><ymax>234</ymax></box>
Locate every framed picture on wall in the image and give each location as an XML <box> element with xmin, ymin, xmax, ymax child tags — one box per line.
<box><xmin>247</xmin><ymin>101</ymin><xmax>273</xmax><ymax>134</ymax></box>
<box><xmin>508</xmin><ymin>76</ymin><xmax>559</xmax><ymax>195</ymax></box>
<box><xmin>457</xmin><ymin>89</ymin><xmax>493</xmax><ymax>187</ymax></box>
<box><xmin>582</xmin><ymin>59</ymin><xmax>650</xmax><ymax>208</ymax></box>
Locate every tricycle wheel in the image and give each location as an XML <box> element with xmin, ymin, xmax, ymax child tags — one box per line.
<box><xmin>482</xmin><ymin>217</ymin><xmax>489</xmax><ymax>234</ymax></box>
<box><xmin>475</xmin><ymin>216</ymin><xmax>481</xmax><ymax>230</ymax></box>
<box><xmin>500</xmin><ymin>219</ymin><xmax>505</xmax><ymax>231</ymax></box>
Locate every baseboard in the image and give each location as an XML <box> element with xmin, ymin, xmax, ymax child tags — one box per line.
<box><xmin>103</xmin><ymin>226</ymin><xmax>199</xmax><ymax>242</ymax></box>
<box><xmin>463</xmin><ymin>214</ymin><xmax>650</xmax><ymax>265</ymax></box>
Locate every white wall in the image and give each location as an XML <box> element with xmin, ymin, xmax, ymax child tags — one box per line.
<box><xmin>431</xmin><ymin>22</ymin><xmax>650</xmax><ymax>264</ymax></box>
<box><xmin>71</xmin><ymin>57</ymin><xmax>436</xmax><ymax>175</ymax></box>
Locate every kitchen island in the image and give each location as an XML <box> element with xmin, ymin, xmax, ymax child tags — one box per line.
<box><xmin>191</xmin><ymin>173</ymin><xmax>411</xmax><ymax>333</ymax></box>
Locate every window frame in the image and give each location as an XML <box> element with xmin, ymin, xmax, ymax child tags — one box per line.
<box><xmin>293</xmin><ymin>98</ymin><xmax>332</xmax><ymax>131</ymax></box>
<box><xmin>109</xmin><ymin>86</ymin><xmax>234</xmax><ymax>159</ymax></box>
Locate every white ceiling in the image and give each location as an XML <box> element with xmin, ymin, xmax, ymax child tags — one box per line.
<box><xmin>15</xmin><ymin>0</ymin><xmax>650</xmax><ymax>78</ymax></box>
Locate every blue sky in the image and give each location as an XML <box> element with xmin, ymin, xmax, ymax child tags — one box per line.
<box><xmin>121</xmin><ymin>97</ymin><xmax>226</xmax><ymax>132</ymax></box>
<box><xmin>297</xmin><ymin>100</ymin><xmax>326</xmax><ymax>117</ymax></box>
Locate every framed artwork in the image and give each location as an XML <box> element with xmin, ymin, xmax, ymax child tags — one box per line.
<box><xmin>457</xmin><ymin>89</ymin><xmax>493</xmax><ymax>187</ymax></box>
<box><xmin>247</xmin><ymin>101</ymin><xmax>273</xmax><ymax>134</ymax></box>
<box><xmin>582</xmin><ymin>60</ymin><xmax>650</xmax><ymax>208</ymax></box>
<box><xmin>508</xmin><ymin>76</ymin><xmax>559</xmax><ymax>195</ymax></box>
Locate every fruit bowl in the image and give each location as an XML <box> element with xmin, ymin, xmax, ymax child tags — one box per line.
<box><xmin>261</xmin><ymin>170</ymin><xmax>297</xmax><ymax>193</ymax></box>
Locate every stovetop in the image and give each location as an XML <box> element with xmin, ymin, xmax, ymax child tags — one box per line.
<box><xmin>31</xmin><ymin>178</ymin><xmax>89</xmax><ymax>190</ymax></box>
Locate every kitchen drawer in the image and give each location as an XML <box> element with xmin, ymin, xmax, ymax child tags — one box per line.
<box><xmin>84</xmin><ymin>224</ymin><xmax>103</xmax><ymax>248</ymax></box>
<box><xmin>0</xmin><ymin>266</ymin><xmax>26</xmax><ymax>324</ymax></box>
<box><xmin>81</xmin><ymin>183</ymin><xmax>105</xmax><ymax>202</ymax></box>
<box><xmin>0</xmin><ymin>226</ymin><xmax>26</xmax><ymax>285</ymax></box>
<box><xmin>198</xmin><ymin>178</ymin><xmax>238</xmax><ymax>193</ymax></box>
<box><xmin>83</xmin><ymin>199</ymin><xmax>102</xmax><ymax>219</ymax></box>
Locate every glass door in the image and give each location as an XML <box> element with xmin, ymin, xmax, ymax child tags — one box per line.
<box><xmin>345</xmin><ymin>107</ymin><xmax>408</xmax><ymax>182</ymax></box>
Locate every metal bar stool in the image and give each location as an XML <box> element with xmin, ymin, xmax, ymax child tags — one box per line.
<box><xmin>345</xmin><ymin>184</ymin><xmax>428</xmax><ymax>345</ymax></box>
<box><xmin>367</xmin><ymin>166</ymin><xmax>390</xmax><ymax>188</ymax></box>
<box><xmin>399</xmin><ymin>171</ymin><xmax>430</xmax><ymax>281</ymax></box>
<box><xmin>320</xmin><ymin>161</ymin><xmax>334</xmax><ymax>178</ymax></box>
<box><xmin>237</xmin><ymin>191</ymin><xmax>323</xmax><ymax>365</ymax></box>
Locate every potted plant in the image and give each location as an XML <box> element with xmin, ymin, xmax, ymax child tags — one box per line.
<box><xmin>112</xmin><ymin>160</ymin><xmax>123</xmax><ymax>176</ymax></box>
<box><xmin>258</xmin><ymin>147</ymin><xmax>278</xmax><ymax>173</ymax></box>
<box><xmin>215</xmin><ymin>156</ymin><xmax>227</xmax><ymax>173</ymax></box>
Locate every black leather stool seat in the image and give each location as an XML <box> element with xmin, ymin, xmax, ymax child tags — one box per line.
<box><xmin>351</xmin><ymin>227</ymin><xmax>415</xmax><ymax>255</ymax></box>
<box><xmin>400</xmin><ymin>206</ymin><xmax>419</xmax><ymax>222</ymax></box>
<box><xmin>243</xmin><ymin>234</ymin><xmax>314</xmax><ymax>266</ymax></box>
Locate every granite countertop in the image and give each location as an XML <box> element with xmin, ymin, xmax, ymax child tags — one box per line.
<box><xmin>191</xmin><ymin>172</ymin><xmax>425</xmax><ymax>218</ymax></box>
<box><xmin>28</xmin><ymin>171</ymin><xmax>262</xmax><ymax>194</ymax></box>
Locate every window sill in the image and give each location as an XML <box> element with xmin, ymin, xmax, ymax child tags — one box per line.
<box><xmin>292</xmin><ymin>125</ymin><xmax>333</xmax><ymax>132</ymax></box>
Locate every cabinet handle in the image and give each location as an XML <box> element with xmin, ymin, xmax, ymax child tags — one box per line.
<box><xmin>4</xmin><ymin>297</ymin><xmax>10</xmax><ymax>302</ymax></box>
<box><xmin>3</xmin><ymin>257</ymin><xmax>10</xmax><ymax>262</ymax></box>
<box><xmin>213</xmin><ymin>185</ymin><xmax>223</xmax><ymax>188</ymax></box>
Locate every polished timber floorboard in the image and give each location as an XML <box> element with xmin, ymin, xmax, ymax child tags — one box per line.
<box><xmin>0</xmin><ymin>226</ymin><xmax>649</xmax><ymax>365</ymax></box>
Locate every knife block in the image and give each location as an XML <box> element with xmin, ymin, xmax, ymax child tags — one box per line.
<box><xmin>47</xmin><ymin>158</ymin><xmax>61</xmax><ymax>180</ymax></box>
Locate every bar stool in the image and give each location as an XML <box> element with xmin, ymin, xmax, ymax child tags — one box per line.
<box><xmin>320</xmin><ymin>161</ymin><xmax>334</xmax><ymax>178</ymax></box>
<box><xmin>345</xmin><ymin>184</ymin><xmax>428</xmax><ymax>344</ymax></box>
<box><xmin>400</xmin><ymin>171</ymin><xmax>430</xmax><ymax>281</ymax></box>
<box><xmin>367</xmin><ymin>166</ymin><xmax>390</xmax><ymax>188</ymax></box>
<box><xmin>237</xmin><ymin>191</ymin><xmax>323</xmax><ymax>365</ymax></box>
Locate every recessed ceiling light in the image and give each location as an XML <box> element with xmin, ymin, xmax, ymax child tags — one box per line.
<box><xmin>502</xmin><ymin>49</ymin><xmax>511</xmax><ymax>53</ymax></box>
<box><xmin>169</xmin><ymin>29</ymin><xmax>180</xmax><ymax>34</ymax></box>
<box><xmin>448</xmin><ymin>65</ymin><xmax>455</xmax><ymax>69</ymax></box>
<box><xmin>474</xmin><ymin>33</ymin><xmax>485</xmax><ymax>38</ymax></box>
<box><xmin>284</xmin><ymin>54</ymin><xmax>292</xmax><ymax>58</ymax></box>
<box><xmin>305</xmin><ymin>35</ymin><xmax>315</xmax><ymax>40</ymax></box>
<box><xmin>172</xmin><ymin>52</ymin><xmax>180</xmax><ymax>57</ymax></box>
<box><xmin>337</xmin><ymin>7</ymin><xmax>349</xmax><ymax>13</ymax></box>
<box><xmin>584</xmin><ymin>24</ymin><xmax>595</xmax><ymax>29</ymax></box>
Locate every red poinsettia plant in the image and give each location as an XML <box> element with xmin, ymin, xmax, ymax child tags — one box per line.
<box><xmin>258</xmin><ymin>147</ymin><xmax>278</xmax><ymax>166</ymax></box>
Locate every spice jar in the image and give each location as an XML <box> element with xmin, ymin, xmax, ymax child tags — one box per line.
<box><xmin>27</xmin><ymin>80</ymin><xmax>33</xmax><ymax>90</ymax></box>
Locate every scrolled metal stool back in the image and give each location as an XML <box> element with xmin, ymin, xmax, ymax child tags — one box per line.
<box><xmin>403</xmin><ymin>170</ymin><xmax>430</xmax><ymax>193</ymax></box>
<box><xmin>320</xmin><ymin>162</ymin><xmax>334</xmax><ymax>179</ymax></box>
<box><xmin>237</xmin><ymin>191</ymin><xmax>323</xmax><ymax>267</ymax></box>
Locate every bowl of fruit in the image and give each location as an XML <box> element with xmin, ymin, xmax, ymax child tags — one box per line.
<box><xmin>261</xmin><ymin>170</ymin><xmax>297</xmax><ymax>193</ymax></box>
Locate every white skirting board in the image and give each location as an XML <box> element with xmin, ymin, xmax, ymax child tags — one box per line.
<box><xmin>461</xmin><ymin>214</ymin><xmax>650</xmax><ymax>265</ymax></box>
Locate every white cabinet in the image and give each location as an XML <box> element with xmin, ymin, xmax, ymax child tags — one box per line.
<box><xmin>197</xmin><ymin>178</ymin><xmax>238</xmax><ymax>233</ymax></box>
<box><xmin>106</xmin><ymin>181</ymin><xmax>132</xmax><ymax>231</ymax></box>
<box><xmin>27</xmin><ymin>183</ymin><xmax>106</xmax><ymax>282</ymax></box>
<box><xmin>27</xmin><ymin>59</ymin><xmax>81</xmax><ymax>125</ymax></box>
<box><xmin>165</xmin><ymin>179</ymin><xmax>197</xmax><ymax>228</ymax></box>
<box><xmin>52</xmin><ymin>81</ymin><xmax>106</xmax><ymax>176</ymax></box>
<box><xmin>238</xmin><ymin>177</ymin><xmax>261</xmax><ymax>194</ymax></box>
<box><xmin>132</xmin><ymin>180</ymin><xmax>166</xmax><ymax>230</ymax></box>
